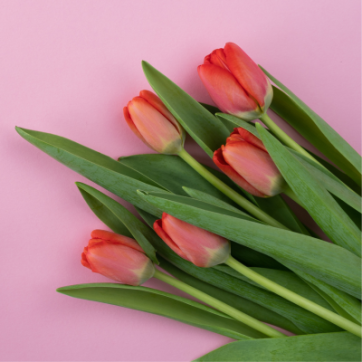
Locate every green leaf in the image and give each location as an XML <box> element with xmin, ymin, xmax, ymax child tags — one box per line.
<box><xmin>15</xmin><ymin>127</ymin><xmax>164</xmax><ymax>217</ymax></box>
<box><xmin>182</xmin><ymin>187</ymin><xmax>254</xmax><ymax>219</ymax></box>
<box><xmin>136</xmin><ymin>208</ymin><xmax>342</xmax><ymax>334</ymax></box>
<box><xmin>76</xmin><ymin>182</ymin><xmax>159</xmax><ymax>264</ymax></box>
<box><xmin>194</xmin><ymin>332</ymin><xmax>361</xmax><ymax>361</ymax></box>
<box><xmin>57</xmin><ymin>283</ymin><xmax>261</xmax><ymax>340</ymax></box>
<box><xmin>289</xmin><ymin>150</ymin><xmax>361</xmax><ymax>213</ymax></box>
<box><xmin>142</xmin><ymin>61</ymin><xmax>230</xmax><ymax>157</ymax></box>
<box><xmin>138</xmin><ymin>191</ymin><xmax>361</xmax><ymax>299</ymax></box>
<box><xmin>215</xmin><ymin>267</ymin><xmax>333</xmax><ymax>311</ymax></box>
<box><xmin>256</xmin><ymin>124</ymin><xmax>361</xmax><ymax>257</ymax></box>
<box><xmin>118</xmin><ymin>154</ymin><xmax>243</xmax><ymax>206</ymax></box>
<box><xmin>262</xmin><ymin>67</ymin><xmax>362</xmax><ymax>186</ymax></box>
<box><xmin>284</xmin><ymin>267</ymin><xmax>362</xmax><ymax>324</ymax></box>
<box><xmin>158</xmin><ymin>257</ymin><xmax>304</xmax><ymax>335</ymax></box>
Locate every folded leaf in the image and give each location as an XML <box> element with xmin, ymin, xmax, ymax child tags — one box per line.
<box><xmin>262</xmin><ymin>67</ymin><xmax>361</xmax><ymax>187</ymax></box>
<box><xmin>15</xmin><ymin>127</ymin><xmax>164</xmax><ymax>217</ymax></box>
<box><xmin>57</xmin><ymin>283</ymin><xmax>261</xmax><ymax>340</ymax></box>
<box><xmin>257</xmin><ymin>124</ymin><xmax>361</xmax><ymax>257</ymax></box>
<box><xmin>138</xmin><ymin>191</ymin><xmax>361</xmax><ymax>299</ymax></box>
<box><xmin>77</xmin><ymin>182</ymin><xmax>159</xmax><ymax>264</ymax></box>
<box><xmin>194</xmin><ymin>332</ymin><xmax>361</xmax><ymax>361</ymax></box>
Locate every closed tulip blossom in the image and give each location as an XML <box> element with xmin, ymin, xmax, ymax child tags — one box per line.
<box><xmin>213</xmin><ymin>128</ymin><xmax>286</xmax><ymax>197</ymax></box>
<box><xmin>123</xmin><ymin>90</ymin><xmax>185</xmax><ymax>154</ymax></box>
<box><xmin>154</xmin><ymin>213</ymin><xmax>231</xmax><ymax>268</ymax></box>
<box><xmin>198</xmin><ymin>42</ymin><xmax>273</xmax><ymax>120</ymax></box>
<box><xmin>81</xmin><ymin>230</ymin><xmax>155</xmax><ymax>286</ymax></box>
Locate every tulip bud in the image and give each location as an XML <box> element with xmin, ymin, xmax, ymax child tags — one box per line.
<box><xmin>213</xmin><ymin>128</ymin><xmax>286</xmax><ymax>197</ymax></box>
<box><xmin>81</xmin><ymin>230</ymin><xmax>155</xmax><ymax>286</ymax></box>
<box><xmin>197</xmin><ymin>42</ymin><xmax>273</xmax><ymax>121</ymax></box>
<box><xmin>154</xmin><ymin>213</ymin><xmax>230</xmax><ymax>268</ymax></box>
<box><xmin>123</xmin><ymin>90</ymin><xmax>185</xmax><ymax>154</ymax></box>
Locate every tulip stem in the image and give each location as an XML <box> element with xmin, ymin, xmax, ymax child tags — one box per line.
<box><xmin>153</xmin><ymin>268</ymin><xmax>286</xmax><ymax>338</ymax></box>
<box><xmin>226</xmin><ymin>256</ymin><xmax>362</xmax><ymax>338</ymax></box>
<box><xmin>178</xmin><ymin>148</ymin><xmax>289</xmax><ymax>230</ymax></box>
<box><xmin>259</xmin><ymin>113</ymin><xmax>323</xmax><ymax>166</ymax></box>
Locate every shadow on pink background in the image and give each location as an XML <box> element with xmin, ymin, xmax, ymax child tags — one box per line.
<box><xmin>0</xmin><ymin>0</ymin><xmax>360</xmax><ymax>361</ymax></box>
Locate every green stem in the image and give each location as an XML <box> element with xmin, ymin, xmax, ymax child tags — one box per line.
<box><xmin>178</xmin><ymin>148</ymin><xmax>289</xmax><ymax>230</ymax></box>
<box><xmin>154</xmin><ymin>269</ymin><xmax>285</xmax><ymax>338</ymax></box>
<box><xmin>259</xmin><ymin>113</ymin><xmax>323</xmax><ymax>166</ymax></box>
<box><xmin>226</xmin><ymin>256</ymin><xmax>362</xmax><ymax>338</ymax></box>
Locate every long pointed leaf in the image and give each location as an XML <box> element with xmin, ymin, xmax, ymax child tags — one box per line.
<box><xmin>77</xmin><ymin>182</ymin><xmax>159</xmax><ymax>264</ymax></box>
<box><xmin>57</xmin><ymin>283</ymin><xmax>262</xmax><ymax>340</ymax></box>
<box><xmin>158</xmin><ymin>257</ymin><xmax>304</xmax><ymax>335</ymax></box>
<box><xmin>138</xmin><ymin>191</ymin><xmax>361</xmax><ymax>299</ymax></box>
<box><xmin>142</xmin><ymin>62</ymin><xmax>230</xmax><ymax>157</ymax></box>
<box><xmin>15</xmin><ymin>127</ymin><xmax>164</xmax><ymax>217</ymax></box>
<box><xmin>263</xmin><ymin>68</ymin><xmax>361</xmax><ymax>186</ymax></box>
<box><xmin>194</xmin><ymin>332</ymin><xmax>361</xmax><ymax>361</ymax></box>
<box><xmin>134</xmin><ymin>209</ymin><xmax>342</xmax><ymax>334</ymax></box>
<box><xmin>257</xmin><ymin>124</ymin><xmax>361</xmax><ymax>257</ymax></box>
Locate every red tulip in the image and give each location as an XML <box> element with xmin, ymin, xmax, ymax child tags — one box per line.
<box><xmin>154</xmin><ymin>213</ymin><xmax>230</xmax><ymax>268</ymax></box>
<box><xmin>198</xmin><ymin>42</ymin><xmax>273</xmax><ymax>120</ymax></box>
<box><xmin>81</xmin><ymin>230</ymin><xmax>155</xmax><ymax>286</ymax></box>
<box><xmin>213</xmin><ymin>128</ymin><xmax>286</xmax><ymax>197</ymax></box>
<box><xmin>123</xmin><ymin>90</ymin><xmax>185</xmax><ymax>154</ymax></box>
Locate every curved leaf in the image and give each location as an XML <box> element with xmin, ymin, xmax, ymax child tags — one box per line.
<box><xmin>142</xmin><ymin>61</ymin><xmax>230</xmax><ymax>157</ymax></box>
<box><xmin>15</xmin><ymin>127</ymin><xmax>164</xmax><ymax>217</ymax></box>
<box><xmin>57</xmin><ymin>283</ymin><xmax>261</xmax><ymax>340</ymax></box>
<box><xmin>257</xmin><ymin>124</ymin><xmax>361</xmax><ymax>257</ymax></box>
<box><xmin>138</xmin><ymin>191</ymin><xmax>361</xmax><ymax>299</ymax></box>
<box><xmin>194</xmin><ymin>332</ymin><xmax>361</xmax><ymax>361</ymax></box>
<box><xmin>135</xmin><ymin>208</ymin><xmax>342</xmax><ymax>334</ymax></box>
<box><xmin>77</xmin><ymin>182</ymin><xmax>159</xmax><ymax>264</ymax></box>
<box><xmin>263</xmin><ymin>67</ymin><xmax>361</xmax><ymax>186</ymax></box>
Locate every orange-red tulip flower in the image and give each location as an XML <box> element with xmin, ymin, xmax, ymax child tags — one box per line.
<box><xmin>123</xmin><ymin>90</ymin><xmax>185</xmax><ymax>154</ymax></box>
<box><xmin>213</xmin><ymin>128</ymin><xmax>286</xmax><ymax>197</ymax></box>
<box><xmin>154</xmin><ymin>213</ymin><xmax>230</xmax><ymax>268</ymax></box>
<box><xmin>81</xmin><ymin>230</ymin><xmax>155</xmax><ymax>285</ymax></box>
<box><xmin>198</xmin><ymin>42</ymin><xmax>273</xmax><ymax>120</ymax></box>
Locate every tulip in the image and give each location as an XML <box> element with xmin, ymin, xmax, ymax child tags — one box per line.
<box><xmin>81</xmin><ymin>230</ymin><xmax>155</xmax><ymax>286</ymax></box>
<box><xmin>154</xmin><ymin>213</ymin><xmax>230</xmax><ymax>267</ymax></box>
<box><xmin>197</xmin><ymin>42</ymin><xmax>273</xmax><ymax>120</ymax></box>
<box><xmin>123</xmin><ymin>90</ymin><xmax>185</xmax><ymax>154</ymax></box>
<box><xmin>213</xmin><ymin>128</ymin><xmax>286</xmax><ymax>197</ymax></box>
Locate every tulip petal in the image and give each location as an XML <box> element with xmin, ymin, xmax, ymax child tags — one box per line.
<box><xmin>91</xmin><ymin>229</ymin><xmax>144</xmax><ymax>253</ymax></box>
<box><xmin>207</xmin><ymin>48</ymin><xmax>229</xmax><ymax>70</ymax></box>
<box><xmin>213</xmin><ymin>148</ymin><xmax>266</xmax><ymax>197</ymax></box>
<box><xmin>153</xmin><ymin>219</ymin><xmax>189</xmax><ymax>260</ymax></box>
<box><xmin>128</xmin><ymin>97</ymin><xmax>183</xmax><ymax>154</ymax></box>
<box><xmin>123</xmin><ymin>107</ymin><xmax>146</xmax><ymax>145</ymax></box>
<box><xmin>198</xmin><ymin>64</ymin><xmax>259</xmax><ymax>118</ymax></box>
<box><xmin>139</xmin><ymin>90</ymin><xmax>183</xmax><ymax>134</ymax></box>
<box><xmin>224</xmin><ymin>42</ymin><xmax>270</xmax><ymax>109</ymax></box>
<box><xmin>236</xmin><ymin>128</ymin><xmax>267</xmax><ymax>152</ymax></box>
<box><xmin>223</xmin><ymin>141</ymin><xmax>285</xmax><ymax>196</ymax></box>
<box><xmin>161</xmin><ymin>213</ymin><xmax>230</xmax><ymax>267</ymax></box>
<box><xmin>85</xmin><ymin>241</ymin><xmax>153</xmax><ymax>285</ymax></box>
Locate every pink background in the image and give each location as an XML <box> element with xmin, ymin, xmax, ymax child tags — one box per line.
<box><xmin>1</xmin><ymin>1</ymin><xmax>360</xmax><ymax>361</ymax></box>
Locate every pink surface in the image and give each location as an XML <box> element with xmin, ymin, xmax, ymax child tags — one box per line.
<box><xmin>1</xmin><ymin>0</ymin><xmax>360</xmax><ymax>361</ymax></box>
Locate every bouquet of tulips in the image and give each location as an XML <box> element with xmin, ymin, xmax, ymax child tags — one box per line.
<box><xmin>16</xmin><ymin>42</ymin><xmax>361</xmax><ymax>361</ymax></box>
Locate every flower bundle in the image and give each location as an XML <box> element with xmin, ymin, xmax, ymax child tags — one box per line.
<box><xmin>16</xmin><ymin>42</ymin><xmax>361</xmax><ymax>361</ymax></box>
